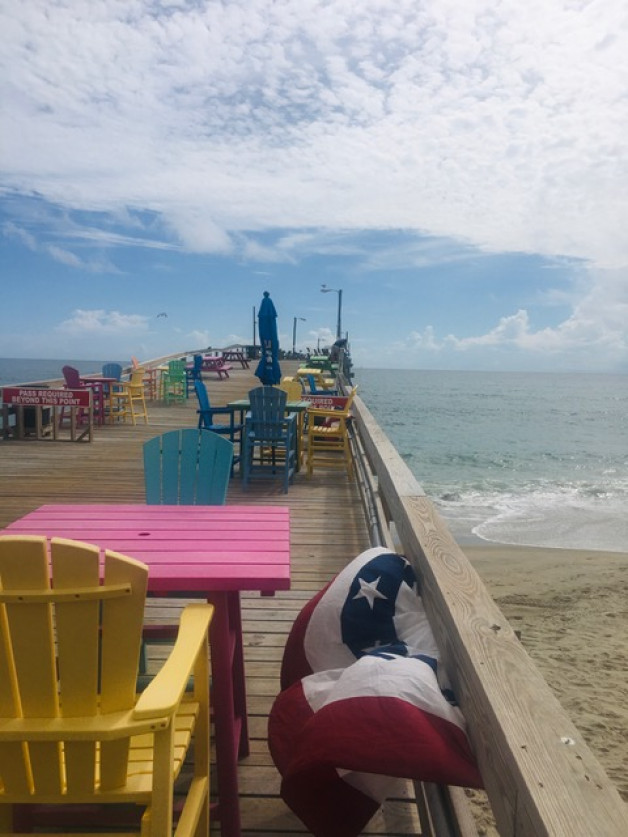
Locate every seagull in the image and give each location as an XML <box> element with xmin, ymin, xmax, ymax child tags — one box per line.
<box><xmin>156</xmin><ymin>312</ymin><xmax>168</xmax><ymax>318</ymax></box>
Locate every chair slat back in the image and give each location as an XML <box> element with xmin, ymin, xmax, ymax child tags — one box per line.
<box><xmin>167</xmin><ymin>359</ymin><xmax>186</xmax><ymax>380</ymax></box>
<box><xmin>129</xmin><ymin>368</ymin><xmax>145</xmax><ymax>389</ymax></box>
<box><xmin>278</xmin><ymin>380</ymin><xmax>302</xmax><ymax>401</ymax></box>
<box><xmin>191</xmin><ymin>354</ymin><xmax>203</xmax><ymax>378</ymax></box>
<box><xmin>62</xmin><ymin>365</ymin><xmax>83</xmax><ymax>388</ymax></box>
<box><xmin>194</xmin><ymin>378</ymin><xmax>211</xmax><ymax>413</ymax></box>
<box><xmin>341</xmin><ymin>386</ymin><xmax>358</xmax><ymax>415</ymax></box>
<box><xmin>102</xmin><ymin>363</ymin><xmax>123</xmax><ymax>381</ymax></box>
<box><xmin>144</xmin><ymin>429</ymin><xmax>233</xmax><ymax>505</ymax></box>
<box><xmin>0</xmin><ymin>536</ymin><xmax>148</xmax><ymax>796</ymax></box>
<box><xmin>0</xmin><ymin>536</ymin><xmax>60</xmax><ymax>795</ymax></box>
<box><xmin>195</xmin><ymin>430</ymin><xmax>233</xmax><ymax>504</ymax></box>
<box><xmin>248</xmin><ymin>386</ymin><xmax>287</xmax><ymax>441</ymax></box>
<box><xmin>306</xmin><ymin>374</ymin><xmax>320</xmax><ymax>393</ymax></box>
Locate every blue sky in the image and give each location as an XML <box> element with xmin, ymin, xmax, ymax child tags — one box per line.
<box><xmin>1</xmin><ymin>0</ymin><xmax>627</xmax><ymax>372</ymax></box>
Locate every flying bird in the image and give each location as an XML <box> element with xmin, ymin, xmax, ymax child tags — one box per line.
<box><xmin>156</xmin><ymin>312</ymin><xmax>168</xmax><ymax>318</ymax></box>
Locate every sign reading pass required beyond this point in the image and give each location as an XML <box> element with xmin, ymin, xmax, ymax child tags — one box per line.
<box><xmin>1</xmin><ymin>388</ymin><xmax>92</xmax><ymax>408</ymax></box>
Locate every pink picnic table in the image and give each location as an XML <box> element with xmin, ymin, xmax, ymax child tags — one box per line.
<box><xmin>201</xmin><ymin>355</ymin><xmax>232</xmax><ymax>379</ymax></box>
<box><xmin>4</xmin><ymin>503</ymin><xmax>291</xmax><ymax>837</ymax></box>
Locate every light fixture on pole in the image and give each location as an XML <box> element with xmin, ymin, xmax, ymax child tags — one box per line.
<box><xmin>320</xmin><ymin>284</ymin><xmax>343</xmax><ymax>340</ymax></box>
<box><xmin>292</xmin><ymin>317</ymin><xmax>306</xmax><ymax>355</ymax></box>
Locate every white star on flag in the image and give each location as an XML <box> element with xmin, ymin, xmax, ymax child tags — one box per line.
<box><xmin>353</xmin><ymin>575</ymin><xmax>387</xmax><ymax>609</ymax></box>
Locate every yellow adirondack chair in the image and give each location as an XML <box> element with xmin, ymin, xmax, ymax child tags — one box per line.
<box><xmin>277</xmin><ymin>379</ymin><xmax>303</xmax><ymax>401</ymax></box>
<box><xmin>0</xmin><ymin>535</ymin><xmax>212</xmax><ymax>837</ymax></box>
<box><xmin>305</xmin><ymin>386</ymin><xmax>358</xmax><ymax>478</ymax></box>
<box><xmin>109</xmin><ymin>368</ymin><xmax>149</xmax><ymax>425</ymax></box>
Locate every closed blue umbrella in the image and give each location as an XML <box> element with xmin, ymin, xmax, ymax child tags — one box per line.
<box><xmin>255</xmin><ymin>291</ymin><xmax>281</xmax><ymax>385</ymax></box>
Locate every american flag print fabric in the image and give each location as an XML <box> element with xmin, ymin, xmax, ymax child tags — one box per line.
<box><xmin>270</xmin><ymin>547</ymin><xmax>482</xmax><ymax>836</ymax></box>
<box><xmin>281</xmin><ymin>546</ymin><xmax>444</xmax><ymax>690</ymax></box>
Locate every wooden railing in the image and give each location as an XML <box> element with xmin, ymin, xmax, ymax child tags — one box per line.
<box><xmin>351</xmin><ymin>393</ymin><xmax>628</xmax><ymax>837</ymax></box>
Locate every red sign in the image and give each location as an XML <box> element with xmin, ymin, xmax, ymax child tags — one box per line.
<box><xmin>304</xmin><ymin>395</ymin><xmax>349</xmax><ymax>410</ymax></box>
<box><xmin>1</xmin><ymin>388</ymin><xmax>91</xmax><ymax>408</ymax></box>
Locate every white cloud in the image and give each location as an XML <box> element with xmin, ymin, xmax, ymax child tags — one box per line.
<box><xmin>241</xmin><ymin>238</ymin><xmax>295</xmax><ymax>263</ymax></box>
<box><xmin>407</xmin><ymin>325</ymin><xmax>441</xmax><ymax>352</ymax></box>
<box><xmin>445</xmin><ymin>268</ymin><xmax>628</xmax><ymax>356</ymax></box>
<box><xmin>307</xmin><ymin>327</ymin><xmax>335</xmax><ymax>350</ymax></box>
<box><xmin>3</xmin><ymin>220</ymin><xmax>119</xmax><ymax>271</ymax></box>
<box><xmin>1</xmin><ymin>0</ymin><xmax>626</xmax><ymax>267</ymax></box>
<box><xmin>56</xmin><ymin>309</ymin><xmax>151</xmax><ymax>336</ymax></box>
<box><xmin>188</xmin><ymin>329</ymin><xmax>210</xmax><ymax>347</ymax></box>
<box><xmin>3</xmin><ymin>221</ymin><xmax>37</xmax><ymax>250</ymax></box>
<box><xmin>46</xmin><ymin>245</ymin><xmax>88</xmax><ymax>268</ymax></box>
<box><xmin>379</xmin><ymin>265</ymin><xmax>628</xmax><ymax>370</ymax></box>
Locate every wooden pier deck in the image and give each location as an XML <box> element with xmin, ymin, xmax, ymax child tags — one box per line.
<box><xmin>0</xmin><ymin>361</ymin><xmax>423</xmax><ymax>836</ymax></box>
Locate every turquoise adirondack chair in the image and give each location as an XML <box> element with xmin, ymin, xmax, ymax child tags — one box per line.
<box><xmin>143</xmin><ymin>428</ymin><xmax>233</xmax><ymax>505</ymax></box>
<box><xmin>140</xmin><ymin>428</ymin><xmax>233</xmax><ymax>682</ymax></box>
<box><xmin>242</xmin><ymin>386</ymin><xmax>296</xmax><ymax>493</ymax></box>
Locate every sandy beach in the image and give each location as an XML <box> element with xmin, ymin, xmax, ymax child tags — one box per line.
<box><xmin>461</xmin><ymin>544</ymin><xmax>628</xmax><ymax>833</ymax></box>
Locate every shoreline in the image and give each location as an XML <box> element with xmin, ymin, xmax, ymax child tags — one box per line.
<box><xmin>464</xmin><ymin>543</ymin><xmax>628</xmax><ymax>812</ymax></box>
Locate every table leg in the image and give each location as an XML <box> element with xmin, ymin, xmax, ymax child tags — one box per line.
<box><xmin>207</xmin><ymin>591</ymin><xmax>248</xmax><ymax>837</ymax></box>
<box><xmin>295</xmin><ymin>411</ymin><xmax>304</xmax><ymax>472</ymax></box>
<box><xmin>228</xmin><ymin>592</ymin><xmax>249</xmax><ymax>758</ymax></box>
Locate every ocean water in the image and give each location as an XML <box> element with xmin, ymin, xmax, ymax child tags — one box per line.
<box><xmin>355</xmin><ymin>369</ymin><xmax>628</xmax><ymax>553</ymax></box>
<box><xmin>0</xmin><ymin>358</ymin><xmax>127</xmax><ymax>387</ymax></box>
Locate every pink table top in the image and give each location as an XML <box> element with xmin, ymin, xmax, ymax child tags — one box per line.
<box><xmin>4</xmin><ymin>504</ymin><xmax>291</xmax><ymax>594</ymax></box>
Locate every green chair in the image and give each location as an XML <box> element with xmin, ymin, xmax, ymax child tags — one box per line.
<box><xmin>161</xmin><ymin>359</ymin><xmax>187</xmax><ymax>404</ymax></box>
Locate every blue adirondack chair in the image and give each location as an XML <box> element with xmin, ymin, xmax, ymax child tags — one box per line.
<box><xmin>305</xmin><ymin>373</ymin><xmax>339</xmax><ymax>396</ymax></box>
<box><xmin>194</xmin><ymin>378</ymin><xmax>242</xmax><ymax>470</ymax></box>
<box><xmin>101</xmin><ymin>363</ymin><xmax>124</xmax><ymax>418</ymax></box>
<box><xmin>143</xmin><ymin>427</ymin><xmax>233</xmax><ymax>505</ymax></box>
<box><xmin>185</xmin><ymin>353</ymin><xmax>203</xmax><ymax>396</ymax></box>
<box><xmin>242</xmin><ymin>386</ymin><xmax>296</xmax><ymax>493</ymax></box>
<box><xmin>102</xmin><ymin>362</ymin><xmax>123</xmax><ymax>381</ymax></box>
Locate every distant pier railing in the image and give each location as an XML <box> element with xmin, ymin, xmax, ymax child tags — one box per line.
<box><xmin>350</xmin><ymin>393</ymin><xmax>628</xmax><ymax>837</ymax></box>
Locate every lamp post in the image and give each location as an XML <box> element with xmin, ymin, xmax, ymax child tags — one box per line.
<box><xmin>320</xmin><ymin>284</ymin><xmax>343</xmax><ymax>340</ymax></box>
<box><xmin>292</xmin><ymin>317</ymin><xmax>306</xmax><ymax>355</ymax></box>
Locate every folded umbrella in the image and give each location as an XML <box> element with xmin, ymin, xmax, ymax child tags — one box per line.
<box><xmin>255</xmin><ymin>291</ymin><xmax>281</xmax><ymax>385</ymax></box>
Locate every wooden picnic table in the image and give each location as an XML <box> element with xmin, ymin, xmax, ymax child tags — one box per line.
<box><xmin>221</xmin><ymin>350</ymin><xmax>250</xmax><ymax>369</ymax></box>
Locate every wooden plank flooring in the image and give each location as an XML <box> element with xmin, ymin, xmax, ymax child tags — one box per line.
<box><xmin>0</xmin><ymin>361</ymin><xmax>423</xmax><ymax>836</ymax></box>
